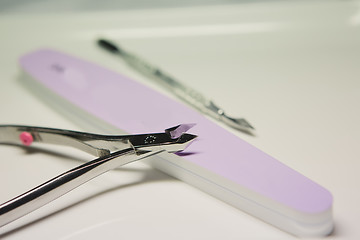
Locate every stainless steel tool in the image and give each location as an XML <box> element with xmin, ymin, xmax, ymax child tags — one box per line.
<box><xmin>97</xmin><ymin>39</ymin><xmax>255</xmax><ymax>134</ymax></box>
<box><xmin>0</xmin><ymin>124</ymin><xmax>196</xmax><ymax>227</ymax></box>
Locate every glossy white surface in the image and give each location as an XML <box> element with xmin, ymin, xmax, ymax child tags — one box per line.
<box><xmin>0</xmin><ymin>1</ymin><xmax>359</xmax><ymax>239</ymax></box>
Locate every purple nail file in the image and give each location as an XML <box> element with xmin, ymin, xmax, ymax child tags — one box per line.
<box><xmin>19</xmin><ymin>49</ymin><xmax>333</xmax><ymax>237</ymax></box>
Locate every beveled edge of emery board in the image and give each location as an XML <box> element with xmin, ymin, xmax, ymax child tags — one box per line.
<box><xmin>148</xmin><ymin>153</ymin><xmax>334</xmax><ymax>237</ymax></box>
<box><xmin>18</xmin><ymin>49</ymin><xmax>333</xmax><ymax>237</ymax></box>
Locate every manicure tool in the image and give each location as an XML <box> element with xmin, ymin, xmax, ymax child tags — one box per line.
<box><xmin>97</xmin><ymin>39</ymin><xmax>254</xmax><ymax>134</ymax></box>
<box><xmin>0</xmin><ymin>124</ymin><xmax>196</xmax><ymax>227</ymax></box>
<box><xmin>19</xmin><ymin>49</ymin><xmax>333</xmax><ymax>237</ymax></box>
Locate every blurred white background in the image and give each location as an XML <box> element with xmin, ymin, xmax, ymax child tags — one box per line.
<box><xmin>0</xmin><ymin>0</ymin><xmax>359</xmax><ymax>239</ymax></box>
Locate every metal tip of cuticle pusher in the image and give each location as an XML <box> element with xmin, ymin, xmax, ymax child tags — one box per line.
<box><xmin>224</xmin><ymin>116</ymin><xmax>255</xmax><ymax>130</ymax></box>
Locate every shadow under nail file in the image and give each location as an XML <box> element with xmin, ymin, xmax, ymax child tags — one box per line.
<box><xmin>19</xmin><ymin>49</ymin><xmax>333</xmax><ymax>237</ymax></box>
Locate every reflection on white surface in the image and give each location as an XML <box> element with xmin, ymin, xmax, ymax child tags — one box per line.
<box><xmin>0</xmin><ymin>0</ymin><xmax>268</xmax><ymax>13</ymax></box>
<box><xmin>80</xmin><ymin>23</ymin><xmax>283</xmax><ymax>39</ymax></box>
<box><xmin>349</xmin><ymin>2</ymin><xmax>360</xmax><ymax>25</ymax></box>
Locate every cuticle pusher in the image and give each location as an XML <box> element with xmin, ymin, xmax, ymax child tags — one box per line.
<box><xmin>97</xmin><ymin>38</ymin><xmax>254</xmax><ymax>134</ymax></box>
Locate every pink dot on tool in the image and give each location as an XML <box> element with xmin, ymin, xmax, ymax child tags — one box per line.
<box><xmin>19</xmin><ymin>132</ymin><xmax>33</xmax><ymax>146</ymax></box>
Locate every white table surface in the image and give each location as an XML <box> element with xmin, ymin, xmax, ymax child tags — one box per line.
<box><xmin>0</xmin><ymin>1</ymin><xmax>359</xmax><ymax>239</ymax></box>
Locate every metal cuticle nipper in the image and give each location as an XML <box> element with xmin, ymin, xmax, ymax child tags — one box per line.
<box><xmin>0</xmin><ymin>124</ymin><xmax>197</xmax><ymax>227</ymax></box>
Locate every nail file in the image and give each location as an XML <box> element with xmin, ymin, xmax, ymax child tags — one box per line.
<box><xmin>18</xmin><ymin>49</ymin><xmax>333</xmax><ymax>237</ymax></box>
